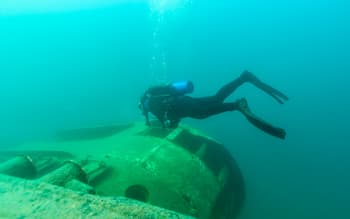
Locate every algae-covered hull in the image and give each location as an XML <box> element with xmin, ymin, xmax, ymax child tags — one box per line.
<box><xmin>0</xmin><ymin>122</ymin><xmax>245</xmax><ymax>219</ymax></box>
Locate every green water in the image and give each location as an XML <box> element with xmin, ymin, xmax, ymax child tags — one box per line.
<box><xmin>0</xmin><ymin>0</ymin><xmax>349</xmax><ymax>218</ymax></box>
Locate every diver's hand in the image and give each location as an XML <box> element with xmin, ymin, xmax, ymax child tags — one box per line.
<box><xmin>164</xmin><ymin>120</ymin><xmax>171</xmax><ymax>128</ymax></box>
<box><xmin>162</xmin><ymin>120</ymin><xmax>179</xmax><ymax>129</ymax></box>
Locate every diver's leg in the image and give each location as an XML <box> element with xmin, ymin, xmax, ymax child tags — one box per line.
<box><xmin>236</xmin><ymin>98</ymin><xmax>286</xmax><ymax>139</ymax></box>
<box><xmin>190</xmin><ymin>102</ymin><xmax>237</xmax><ymax>119</ymax></box>
<box><xmin>173</xmin><ymin>97</ymin><xmax>238</xmax><ymax>119</ymax></box>
<box><xmin>241</xmin><ymin>71</ymin><xmax>289</xmax><ymax>104</ymax></box>
<box><xmin>214</xmin><ymin>74</ymin><xmax>247</xmax><ymax>102</ymax></box>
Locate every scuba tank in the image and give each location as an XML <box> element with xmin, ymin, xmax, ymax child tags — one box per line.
<box><xmin>169</xmin><ymin>80</ymin><xmax>194</xmax><ymax>95</ymax></box>
<box><xmin>146</xmin><ymin>80</ymin><xmax>194</xmax><ymax>97</ymax></box>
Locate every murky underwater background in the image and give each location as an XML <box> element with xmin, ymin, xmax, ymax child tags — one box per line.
<box><xmin>0</xmin><ymin>0</ymin><xmax>349</xmax><ymax>218</ymax></box>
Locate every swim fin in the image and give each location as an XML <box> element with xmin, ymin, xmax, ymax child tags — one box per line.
<box><xmin>241</xmin><ymin>71</ymin><xmax>289</xmax><ymax>104</ymax></box>
<box><xmin>236</xmin><ymin>98</ymin><xmax>286</xmax><ymax>139</ymax></box>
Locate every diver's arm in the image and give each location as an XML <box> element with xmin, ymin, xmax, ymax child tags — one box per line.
<box><xmin>155</xmin><ymin>114</ymin><xmax>167</xmax><ymax>128</ymax></box>
<box><xmin>145</xmin><ymin>114</ymin><xmax>151</xmax><ymax>126</ymax></box>
<box><xmin>143</xmin><ymin>111</ymin><xmax>151</xmax><ymax>126</ymax></box>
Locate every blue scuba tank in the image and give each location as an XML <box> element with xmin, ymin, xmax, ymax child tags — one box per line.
<box><xmin>170</xmin><ymin>80</ymin><xmax>194</xmax><ymax>95</ymax></box>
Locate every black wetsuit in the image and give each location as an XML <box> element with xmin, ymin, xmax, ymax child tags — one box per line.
<box><xmin>140</xmin><ymin>71</ymin><xmax>289</xmax><ymax>139</ymax></box>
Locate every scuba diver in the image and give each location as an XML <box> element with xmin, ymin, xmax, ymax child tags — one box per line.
<box><xmin>139</xmin><ymin>71</ymin><xmax>289</xmax><ymax>139</ymax></box>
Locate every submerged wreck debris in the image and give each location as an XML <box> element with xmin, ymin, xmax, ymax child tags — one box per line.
<box><xmin>0</xmin><ymin>174</ymin><xmax>193</xmax><ymax>219</ymax></box>
<box><xmin>38</xmin><ymin>160</ymin><xmax>88</xmax><ymax>186</ymax></box>
<box><xmin>0</xmin><ymin>122</ymin><xmax>245</xmax><ymax>219</ymax></box>
<box><xmin>0</xmin><ymin>155</ymin><xmax>37</xmax><ymax>179</ymax></box>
